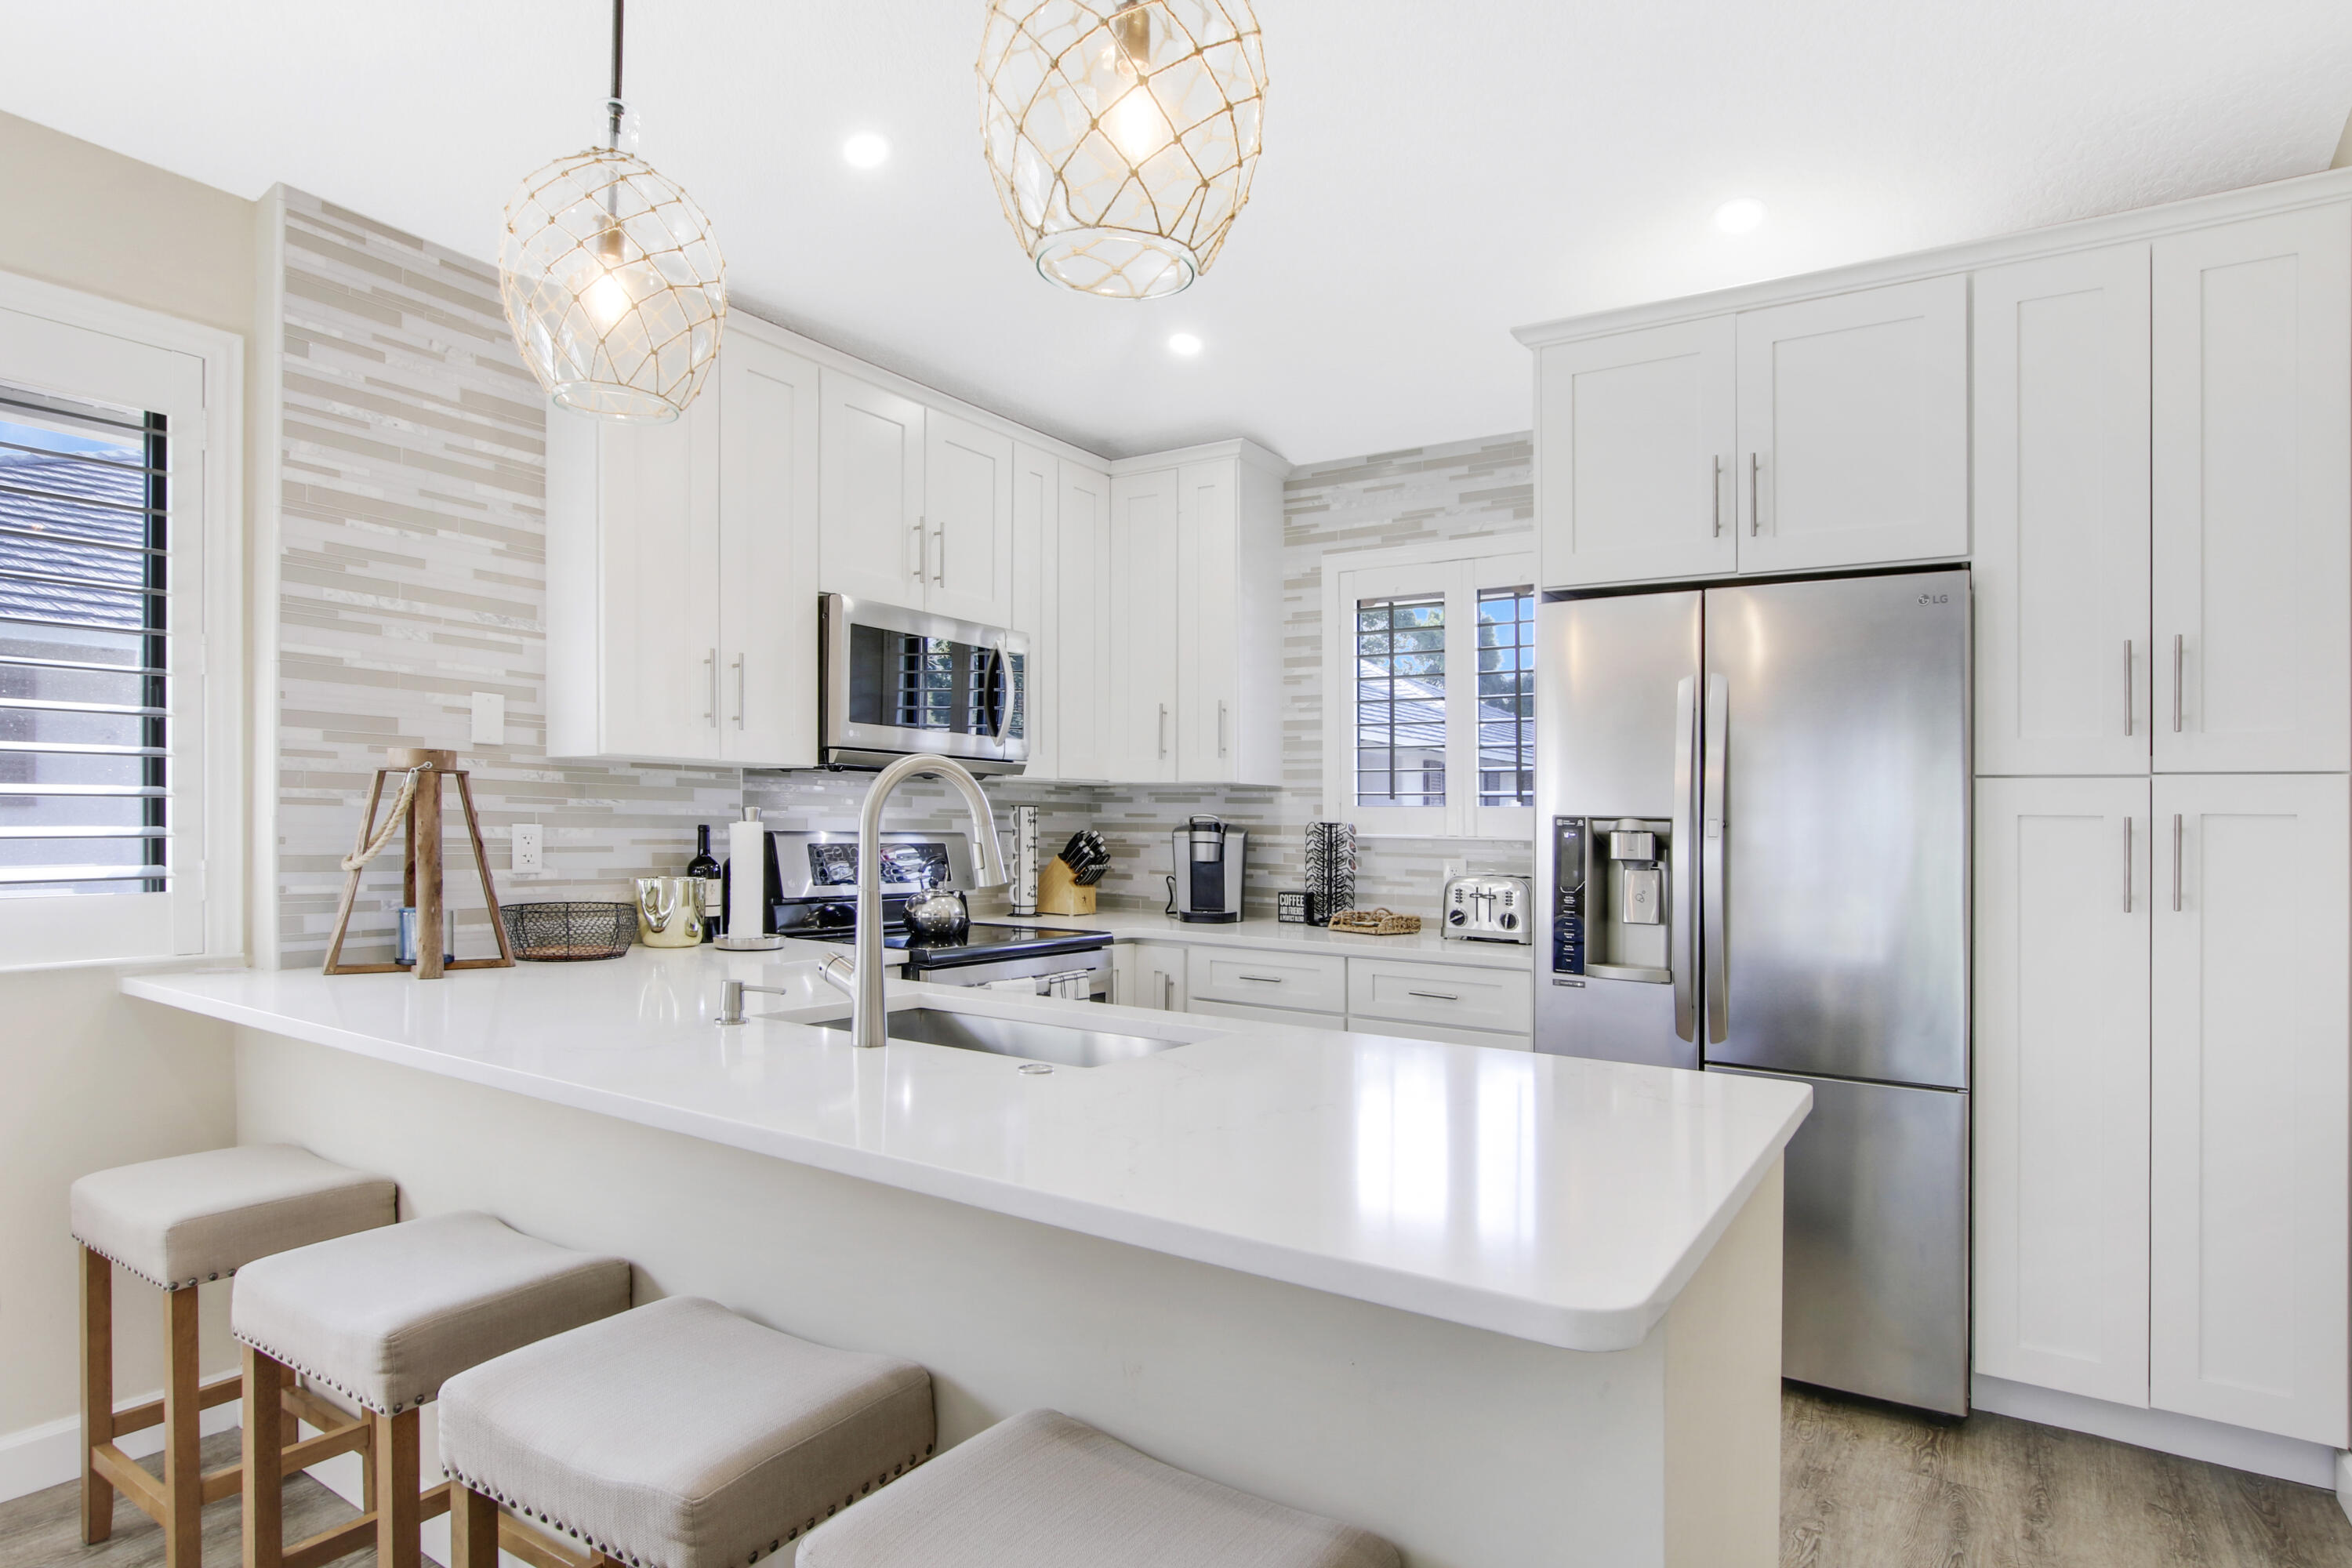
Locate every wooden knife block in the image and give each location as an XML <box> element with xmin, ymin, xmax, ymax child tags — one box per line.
<box><xmin>1036</xmin><ymin>857</ymin><xmax>1097</xmax><ymax>916</ymax></box>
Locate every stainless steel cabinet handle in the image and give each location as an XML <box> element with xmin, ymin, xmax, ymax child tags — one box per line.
<box><xmin>1669</xmin><ymin>675</ymin><xmax>1698</xmax><ymax>1044</ymax></box>
<box><xmin>911</xmin><ymin>521</ymin><xmax>926</xmax><ymax>585</ymax></box>
<box><xmin>932</xmin><ymin>522</ymin><xmax>946</xmax><ymax>586</ymax></box>
<box><xmin>2122</xmin><ymin>815</ymin><xmax>2132</xmax><ymax>913</ymax></box>
<box><xmin>2124</xmin><ymin>640</ymin><xmax>2133</xmax><ymax>736</ymax></box>
<box><xmin>1408</xmin><ymin>989</ymin><xmax>1461</xmax><ymax>1002</ymax></box>
<box><xmin>704</xmin><ymin>648</ymin><xmax>718</xmax><ymax>727</ymax></box>
<box><xmin>1218</xmin><ymin>699</ymin><xmax>1229</xmax><ymax>758</ymax></box>
<box><xmin>1163</xmin><ymin>973</ymin><xmax>1174</xmax><ymax>1009</ymax></box>
<box><xmin>2171</xmin><ymin>634</ymin><xmax>2183</xmax><ymax>733</ymax></box>
<box><xmin>1711</xmin><ymin>456</ymin><xmax>1723</xmax><ymax>537</ymax></box>
<box><xmin>1748</xmin><ymin>452</ymin><xmax>1760</xmax><ymax>536</ymax></box>
<box><xmin>1158</xmin><ymin>702</ymin><xmax>1169</xmax><ymax>760</ymax></box>
<box><xmin>1701</xmin><ymin>672</ymin><xmax>1730</xmax><ymax>1044</ymax></box>
<box><xmin>1237</xmin><ymin>974</ymin><xmax>1283</xmax><ymax>983</ymax></box>
<box><xmin>2171</xmin><ymin>813</ymin><xmax>2183</xmax><ymax>912</ymax></box>
<box><xmin>732</xmin><ymin>654</ymin><xmax>746</xmax><ymax>728</ymax></box>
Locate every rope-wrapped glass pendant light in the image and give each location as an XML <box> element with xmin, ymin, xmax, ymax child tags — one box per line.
<box><xmin>978</xmin><ymin>0</ymin><xmax>1267</xmax><ymax>299</ymax></box>
<box><xmin>499</xmin><ymin>0</ymin><xmax>725</xmax><ymax>422</ymax></box>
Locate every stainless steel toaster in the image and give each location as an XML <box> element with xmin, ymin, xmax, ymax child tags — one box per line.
<box><xmin>1442</xmin><ymin>873</ymin><xmax>1532</xmax><ymax>942</ymax></box>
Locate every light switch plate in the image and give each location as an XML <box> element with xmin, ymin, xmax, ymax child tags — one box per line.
<box><xmin>470</xmin><ymin>691</ymin><xmax>505</xmax><ymax>747</ymax></box>
<box><xmin>512</xmin><ymin>822</ymin><xmax>544</xmax><ymax>875</ymax></box>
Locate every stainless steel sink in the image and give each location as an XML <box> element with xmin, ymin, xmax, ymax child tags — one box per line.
<box><xmin>814</xmin><ymin>1007</ymin><xmax>1185</xmax><ymax>1069</ymax></box>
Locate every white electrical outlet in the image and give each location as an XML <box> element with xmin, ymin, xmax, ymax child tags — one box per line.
<box><xmin>470</xmin><ymin>691</ymin><xmax>506</xmax><ymax>747</ymax></box>
<box><xmin>512</xmin><ymin>822</ymin><xmax>544</xmax><ymax>876</ymax></box>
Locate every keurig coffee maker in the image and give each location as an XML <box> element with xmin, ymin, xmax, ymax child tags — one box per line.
<box><xmin>1168</xmin><ymin>815</ymin><xmax>1246</xmax><ymax>923</ymax></box>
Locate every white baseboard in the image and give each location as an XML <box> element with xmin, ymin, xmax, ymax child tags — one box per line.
<box><xmin>1973</xmin><ymin>1374</ymin><xmax>2340</xmax><ymax>1489</ymax></box>
<box><xmin>0</xmin><ymin>1373</ymin><xmax>242</xmax><ymax>1504</ymax></box>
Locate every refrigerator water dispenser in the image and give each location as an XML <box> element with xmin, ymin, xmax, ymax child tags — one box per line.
<box><xmin>1552</xmin><ymin>815</ymin><xmax>1673</xmax><ymax>982</ymax></box>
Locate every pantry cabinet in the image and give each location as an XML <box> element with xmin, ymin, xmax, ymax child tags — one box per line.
<box><xmin>2151</xmin><ymin>209</ymin><xmax>2352</xmax><ymax>775</ymax></box>
<box><xmin>1972</xmin><ymin>245</ymin><xmax>2153</xmax><ymax>777</ymax></box>
<box><xmin>1972</xmin><ymin>776</ymin><xmax>2151</xmax><ymax>1407</ymax></box>
<box><xmin>2149</xmin><ymin>772</ymin><xmax>2350</xmax><ymax>1446</ymax></box>
<box><xmin>546</xmin><ymin>327</ymin><xmax>820</xmax><ymax>768</ymax></box>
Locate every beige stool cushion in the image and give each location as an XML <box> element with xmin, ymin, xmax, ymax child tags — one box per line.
<box><xmin>70</xmin><ymin>1143</ymin><xmax>396</xmax><ymax>1290</ymax></box>
<box><xmin>231</xmin><ymin>1210</ymin><xmax>629</xmax><ymax>1414</ymax></box>
<box><xmin>797</xmin><ymin>1409</ymin><xmax>1399</xmax><ymax>1568</ymax></box>
<box><xmin>438</xmin><ymin>1297</ymin><xmax>933</xmax><ymax>1568</ymax></box>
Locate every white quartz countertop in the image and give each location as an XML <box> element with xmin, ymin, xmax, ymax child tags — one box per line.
<box><xmin>125</xmin><ymin>947</ymin><xmax>1805</xmax><ymax>1352</ymax></box>
<box><xmin>988</xmin><ymin>909</ymin><xmax>1537</xmax><ymax>969</ymax></box>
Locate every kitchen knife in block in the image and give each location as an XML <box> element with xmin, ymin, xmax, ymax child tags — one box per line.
<box><xmin>1036</xmin><ymin>856</ymin><xmax>1097</xmax><ymax>916</ymax></box>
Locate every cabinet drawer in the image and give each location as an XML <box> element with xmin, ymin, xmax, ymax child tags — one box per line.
<box><xmin>1348</xmin><ymin>958</ymin><xmax>1534</xmax><ymax>1033</ymax></box>
<box><xmin>1186</xmin><ymin>949</ymin><xmax>1348</xmax><ymax>1011</ymax></box>
<box><xmin>1188</xmin><ymin>996</ymin><xmax>1346</xmax><ymax>1031</ymax></box>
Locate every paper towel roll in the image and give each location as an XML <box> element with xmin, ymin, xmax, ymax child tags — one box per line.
<box><xmin>728</xmin><ymin>809</ymin><xmax>767</xmax><ymax>938</ymax></box>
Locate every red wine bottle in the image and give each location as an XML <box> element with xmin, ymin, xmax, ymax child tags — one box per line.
<box><xmin>687</xmin><ymin>824</ymin><xmax>722</xmax><ymax>941</ymax></box>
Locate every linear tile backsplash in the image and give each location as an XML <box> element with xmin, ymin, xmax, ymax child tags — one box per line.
<box><xmin>267</xmin><ymin>187</ymin><xmax>1534</xmax><ymax>961</ymax></box>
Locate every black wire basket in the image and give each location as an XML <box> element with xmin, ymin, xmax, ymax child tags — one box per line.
<box><xmin>501</xmin><ymin>901</ymin><xmax>635</xmax><ymax>961</ymax></box>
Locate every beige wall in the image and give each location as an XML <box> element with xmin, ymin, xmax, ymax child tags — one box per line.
<box><xmin>0</xmin><ymin>108</ymin><xmax>252</xmax><ymax>1451</ymax></box>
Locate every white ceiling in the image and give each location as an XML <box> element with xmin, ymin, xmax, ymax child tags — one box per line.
<box><xmin>3</xmin><ymin>2</ymin><xmax>2349</xmax><ymax>464</ymax></box>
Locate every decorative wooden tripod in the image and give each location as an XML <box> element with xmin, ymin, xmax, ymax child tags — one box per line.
<box><xmin>323</xmin><ymin>748</ymin><xmax>515</xmax><ymax>978</ymax></box>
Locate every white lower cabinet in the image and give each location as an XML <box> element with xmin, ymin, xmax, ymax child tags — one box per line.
<box><xmin>1976</xmin><ymin>771</ymin><xmax>2351</xmax><ymax>1448</ymax></box>
<box><xmin>1348</xmin><ymin>956</ymin><xmax>1534</xmax><ymax>1039</ymax></box>
<box><xmin>1187</xmin><ymin>949</ymin><xmax>1348</xmax><ymax>1013</ymax></box>
<box><xmin>1973</xmin><ymin>776</ymin><xmax>2152</xmax><ymax>1406</ymax></box>
<box><xmin>2149</xmin><ymin>772</ymin><xmax>2350</xmax><ymax>1446</ymax></box>
<box><xmin>1115</xmin><ymin>941</ymin><xmax>1534</xmax><ymax>1051</ymax></box>
<box><xmin>1112</xmin><ymin>942</ymin><xmax>1189</xmax><ymax>1011</ymax></box>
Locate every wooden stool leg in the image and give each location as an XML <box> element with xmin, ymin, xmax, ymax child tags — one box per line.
<box><xmin>242</xmin><ymin>1346</ymin><xmax>286</xmax><ymax>1568</ymax></box>
<box><xmin>78</xmin><ymin>1247</ymin><xmax>113</xmax><ymax>1544</ymax></box>
<box><xmin>448</xmin><ymin>1485</ymin><xmax>498</xmax><ymax>1568</ymax></box>
<box><xmin>374</xmin><ymin>1408</ymin><xmax>420</xmax><ymax>1568</ymax></box>
<box><xmin>162</xmin><ymin>1285</ymin><xmax>202</xmax><ymax>1568</ymax></box>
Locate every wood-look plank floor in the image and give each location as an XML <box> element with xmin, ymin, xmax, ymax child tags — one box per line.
<box><xmin>0</xmin><ymin>1432</ymin><xmax>371</xmax><ymax>1568</ymax></box>
<box><xmin>1784</xmin><ymin>1385</ymin><xmax>2352</xmax><ymax>1567</ymax></box>
<box><xmin>7</xmin><ymin>1395</ymin><xmax>2351</xmax><ymax>1567</ymax></box>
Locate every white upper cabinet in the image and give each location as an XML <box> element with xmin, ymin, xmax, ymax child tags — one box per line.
<box><xmin>819</xmin><ymin>370</ymin><xmax>927</xmax><ymax>610</ymax></box>
<box><xmin>715</xmin><ymin>336</ymin><xmax>821</xmax><ymax>766</ymax></box>
<box><xmin>1973</xmin><ymin>776</ymin><xmax>2151</xmax><ymax>1408</ymax></box>
<box><xmin>546</xmin><ymin>325</ymin><xmax>818</xmax><ymax>768</ymax></box>
<box><xmin>1734</xmin><ymin>276</ymin><xmax>1970</xmax><ymax>573</ymax></box>
<box><xmin>2150</xmin><ymin>772</ymin><xmax>2350</xmax><ymax>1446</ymax></box>
<box><xmin>1109</xmin><ymin>466</ymin><xmax>1181</xmax><ymax>782</ymax></box>
<box><xmin>925</xmin><ymin>411</ymin><xmax>1014</xmax><ymax>626</ymax></box>
<box><xmin>1009</xmin><ymin>442</ymin><xmax>1058</xmax><ymax>777</ymax></box>
<box><xmin>2152</xmin><ymin>208</ymin><xmax>2352</xmax><ymax>774</ymax></box>
<box><xmin>1536</xmin><ymin>317</ymin><xmax>1737</xmax><ymax>586</ymax></box>
<box><xmin>1176</xmin><ymin>454</ymin><xmax>1284</xmax><ymax>784</ymax></box>
<box><xmin>1054</xmin><ymin>460</ymin><xmax>1113</xmax><ymax>782</ymax></box>
<box><xmin>1973</xmin><ymin>245</ymin><xmax>2153</xmax><ymax>776</ymax></box>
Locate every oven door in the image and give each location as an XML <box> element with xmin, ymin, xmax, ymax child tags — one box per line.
<box><xmin>821</xmin><ymin>593</ymin><xmax>1029</xmax><ymax>773</ymax></box>
<box><xmin>906</xmin><ymin>948</ymin><xmax>1108</xmax><ymax>1001</ymax></box>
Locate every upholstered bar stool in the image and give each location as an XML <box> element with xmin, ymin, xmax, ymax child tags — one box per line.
<box><xmin>233</xmin><ymin>1210</ymin><xmax>630</xmax><ymax>1568</ymax></box>
<box><xmin>436</xmin><ymin>1296</ymin><xmax>934</xmax><ymax>1568</ymax></box>
<box><xmin>797</xmin><ymin>1409</ymin><xmax>1401</xmax><ymax>1568</ymax></box>
<box><xmin>70</xmin><ymin>1144</ymin><xmax>397</xmax><ymax>1568</ymax></box>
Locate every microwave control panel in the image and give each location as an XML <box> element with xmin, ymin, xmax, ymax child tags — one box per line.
<box><xmin>1552</xmin><ymin>815</ymin><xmax>1586</xmax><ymax>975</ymax></box>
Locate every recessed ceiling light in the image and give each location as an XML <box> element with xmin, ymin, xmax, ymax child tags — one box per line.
<box><xmin>843</xmin><ymin>133</ymin><xmax>890</xmax><ymax>169</ymax></box>
<box><xmin>1167</xmin><ymin>332</ymin><xmax>1203</xmax><ymax>357</ymax></box>
<box><xmin>1713</xmin><ymin>197</ymin><xmax>1766</xmax><ymax>235</ymax></box>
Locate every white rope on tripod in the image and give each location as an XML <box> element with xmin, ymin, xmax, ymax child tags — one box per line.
<box><xmin>340</xmin><ymin>768</ymin><xmax>424</xmax><ymax>873</ymax></box>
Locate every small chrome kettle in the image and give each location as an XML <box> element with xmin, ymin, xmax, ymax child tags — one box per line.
<box><xmin>902</xmin><ymin>869</ymin><xmax>970</xmax><ymax>941</ymax></box>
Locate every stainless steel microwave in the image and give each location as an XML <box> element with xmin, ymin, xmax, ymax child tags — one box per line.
<box><xmin>818</xmin><ymin>593</ymin><xmax>1029</xmax><ymax>774</ymax></box>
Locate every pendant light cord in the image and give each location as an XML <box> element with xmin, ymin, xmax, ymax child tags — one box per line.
<box><xmin>607</xmin><ymin>0</ymin><xmax>626</xmax><ymax>149</ymax></box>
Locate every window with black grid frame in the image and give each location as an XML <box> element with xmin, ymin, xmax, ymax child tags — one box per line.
<box><xmin>0</xmin><ymin>386</ymin><xmax>169</xmax><ymax>898</ymax></box>
<box><xmin>1477</xmin><ymin>586</ymin><xmax>1535</xmax><ymax>806</ymax></box>
<box><xmin>1356</xmin><ymin>593</ymin><xmax>1447</xmax><ymax>807</ymax></box>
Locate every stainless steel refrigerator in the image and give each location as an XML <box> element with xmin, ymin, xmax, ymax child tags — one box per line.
<box><xmin>1535</xmin><ymin>568</ymin><xmax>1970</xmax><ymax>1414</ymax></box>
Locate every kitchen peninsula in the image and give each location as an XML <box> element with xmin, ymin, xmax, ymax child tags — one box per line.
<box><xmin>126</xmin><ymin>949</ymin><xmax>1806</xmax><ymax>1568</ymax></box>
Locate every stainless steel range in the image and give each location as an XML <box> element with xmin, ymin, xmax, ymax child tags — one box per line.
<box><xmin>768</xmin><ymin>829</ymin><xmax>1109</xmax><ymax>999</ymax></box>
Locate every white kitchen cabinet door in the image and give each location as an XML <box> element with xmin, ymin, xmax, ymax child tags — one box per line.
<box><xmin>2150</xmin><ymin>772</ymin><xmax>2349</xmax><ymax>1446</ymax></box>
<box><xmin>1054</xmin><ymin>461</ymin><xmax>1113</xmax><ymax>780</ymax></box>
<box><xmin>1734</xmin><ymin>276</ymin><xmax>1969</xmax><ymax>574</ymax></box>
<box><xmin>1973</xmin><ymin>246</ymin><xmax>2153</xmax><ymax>776</ymax></box>
<box><xmin>1113</xmin><ymin>941</ymin><xmax>1188</xmax><ymax>1011</ymax></box>
<box><xmin>717</xmin><ymin>336</ymin><xmax>821</xmax><ymax>767</ymax></box>
<box><xmin>1535</xmin><ymin>317</ymin><xmax>1737</xmax><ymax>587</ymax></box>
<box><xmin>1177</xmin><ymin>458</ymin><xmax>1238</xmax><ymax>780</ymax></box>
<box><xmin>1972</xmin><ymin>776</ymin><xmax>2151</xmax><ymax>1408</ymax></box>
<box><xmin>819</xmin><ymin>370</ymin><xmax>926</xmax><ymax>609</ymax></box>
<box><xmin>1010</xmin><ymin>443</ymin><xmax>1058</xmax><ymax>777</ymax></box>
<box><xmin>545</xmin><ymin>394</ymin><xmax>722</xmax><ymax>764</ymax></box>
<box><xmin>2152</xmin><ymin>207</ymin><xmax>2352</xmax><ymax>774</ymax></box>
<box><xmin>1109</xmin><ymin>467</ymin><xmax>1181</xmax><ymax>782</ymax></box>
<box><xmin>926</xmin><ymin>410</ymin><xmax>1015</xmax><ymax>626</ymax></box>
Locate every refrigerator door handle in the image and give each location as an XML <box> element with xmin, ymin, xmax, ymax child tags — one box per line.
<box><xmin>1701</xmin><ymin>672</ymin><xmax>1730</xmax><ymax>1044</ymax></box>
<box><xmin>1671</xmin><ymin>675</ymin><xmax>1698</xmax><ymax>1043</ymax></box>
